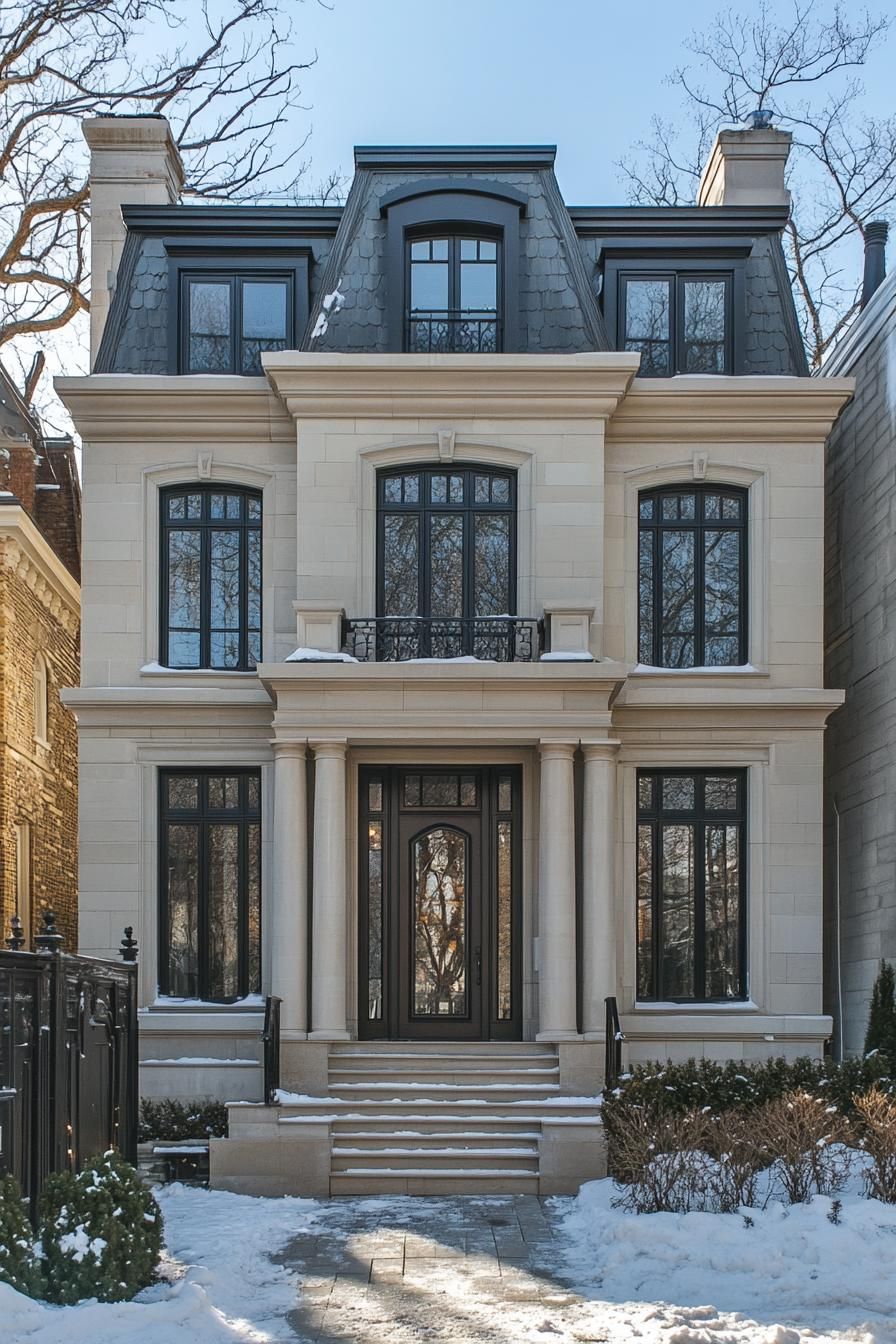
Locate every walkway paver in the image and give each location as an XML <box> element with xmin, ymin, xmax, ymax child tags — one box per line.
<box><xmin>276</xmin><ymin>1194</ymin><xmax>590</xmax><ymax>1343</ymax></box>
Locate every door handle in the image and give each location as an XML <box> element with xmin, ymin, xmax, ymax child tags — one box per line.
<box><xmin>474</xmin><ymin>947</ymin><xmax>482</xmax><ymax>986</ymax></box>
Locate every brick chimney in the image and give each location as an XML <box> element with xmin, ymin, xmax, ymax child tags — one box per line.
<box><xmin>697</xmin><ymin>128</ymin><xmax>792</xmax><ymax>210</ymax></box>
<box><xmin>83</xmin><ymin>115</ymin><xmax>184</xmax><ymax>367</ymax></box>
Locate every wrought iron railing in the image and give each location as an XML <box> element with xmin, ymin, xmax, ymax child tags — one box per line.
<box><xmin>342</xmin><ymin>616</ymin><xmax>543</xmax><ymax>663</ymax></box>
<box><xmin>262</xmin><ymin>994</ymin><xmax>281</xmax><ymax>1105</ymax></box>
<box><xmin>406</xmin><ymin>309</ymin><xmax>501</xmax><ymax>353</ymax></box>
<box><xmin>605</xmin><ymin>995</ymin><xmax>624</xmax><ymax>1090</ymax></box>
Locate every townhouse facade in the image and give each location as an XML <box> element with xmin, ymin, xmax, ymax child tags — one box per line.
<box><xmin>824</xmin><ymin>223</ymin><xmax>894</xmax><ymax>1057</ymax></box>
<box><xmin>0</xmin><ymin>366</ymin><xmax>80</xmax><ymax>950</ymax></box>
<box><xmin>59</xmin><ymin>116</ymin><xmax>851</xmax><ymax>1194</ymax></box>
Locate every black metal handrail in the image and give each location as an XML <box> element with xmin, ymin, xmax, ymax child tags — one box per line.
<box><xmin>262</xmin><ymin>995</ymin><xmax>281</xmax><ymax>1105</ymax></box>
<box><xmin>605</xmin><ymin>995</ymin><xmax>624</xmax><ymax>1089</ymax></box>
<box><xmin>406</xmin><ymin>309</ymin><xmax>501</xmax><ymax>353</ymax></box>
<box><xmin>342</xmin><ymin>615</ymin><xmax>543</xmax><ymax>663</ymax></box>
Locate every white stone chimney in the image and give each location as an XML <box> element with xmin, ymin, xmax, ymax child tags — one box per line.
<box><xmin>83</xmin><ymin>115</ymin><xmax>184</xmax><ymax>367</ymax></box>
<box><xmin>697</xmin><ymin>128</ymin><xmax>792</xmax><ymax>210</ymax></box>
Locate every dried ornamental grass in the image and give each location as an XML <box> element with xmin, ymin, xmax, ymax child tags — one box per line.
<box><xmin>854</xmin><ymin>1087</ymin><xmax>896</xmax><ymax>1203</ymax></box>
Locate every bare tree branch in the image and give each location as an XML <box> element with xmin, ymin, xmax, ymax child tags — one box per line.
<box><xmin>617</xmin><ymin>2</ymin><xmax>895</xmax><ymax>367</ymax></box>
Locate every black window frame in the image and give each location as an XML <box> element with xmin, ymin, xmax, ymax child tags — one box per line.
<box><xmin>638</xmin><ymin>483</ymin><xmax>748</xmax><ymax>668</ymax></box>
<box><xmin>158</xmin><ymin>767</ymin><xmax>262</xmax><ymax>1003</ymax></box>
<box><xmin>178</xmin><ymin>270</ymin><xmax>295</xmax><ymax>375</ymax></box>
<box><xmin>160</xmin><ymin>483</ymin><xmax>262</xmax><ymax>671</ymax></box>
<box><xmin>376</xmin><ymin>464</ymin><xmax>517</xmax><ymax>624</ymax></box>
<box><xmin>636</xmin><ymin>768</ymin><xmax>747</xmax><ymax>1003</ymax></box>
<box><xmin>380</xmin><ymin>181</ymin><xmax>526</xmax><ymax>352</ymax></box>
<box><xmin>602</xmin><ymin>255</ymin><xmax>746</xmax><ymax>376</ymax></box>
<box><xmin>405</xmin><ymin>230</ymin><xmax>503</xmax><ymax>353</ymax></box>
<box><xmin>164</xmin><ymin>243</ymin><xmax>310</xmax><ymax>375</ymax></box>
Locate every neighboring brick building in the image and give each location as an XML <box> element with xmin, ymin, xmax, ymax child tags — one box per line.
<box><xmin>0</xmin><ymin>364</ymin><xmax>80</xmax><ymax>949</ymax></box>
<box><xmin>823</xmin><ymin>224</ymin><xmax>895</xmax><ymax>1056</ymax></box>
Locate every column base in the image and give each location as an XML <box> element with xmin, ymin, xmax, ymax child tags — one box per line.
<box><xmin>536</xmin><ymin>1030</ymin><xmax>583</xmax><ymax>1042</ymax></box>
<box><xmin>281</xmin><ymin>1029</ymin><xmax>308</xmax><ymax>1043</ymax></box>
<box><xmin>308</xmin><ymin>1029</ymin><xmax>351</xmax><ymax>1041</ymax></box>
<box><xmin>582</xmin><ymin>1030</ymin><xmax>608</xmax><ymax>1043</ymax></box>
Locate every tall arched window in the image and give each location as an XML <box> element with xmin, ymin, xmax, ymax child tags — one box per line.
<box><xmin>161</xmin><ymin>485</ymin><xmax>262</xmax><ymax>670</ymax></box>
<box><xmin>638</xmin><ymin>485</ymin><xmax>748</xmax><ymax>667</ymax></box>
<box><xmin>33</xmin><ymin>653</ymin><xmax>49</xmax><ymax>745</ymax></box>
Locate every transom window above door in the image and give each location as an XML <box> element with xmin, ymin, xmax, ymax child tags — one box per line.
<box><xmin>406</xmin><ymin>235</ymin><xmax>501</xmax><ymax>352</ymax></box>
<box><xmin>376</xmin><ymin>465</ymin><xmax>516</xmax><ymax>659</ymax></box>
<box><xmin>638</xmin><ymin>485</ymin><xmax>747</xmax><ymax>668</ymax></box>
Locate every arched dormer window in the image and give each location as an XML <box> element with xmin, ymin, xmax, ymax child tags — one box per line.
<box><xmin>379</xmin><ymin>179</ymin><xmax>526</xmax><ymax>353</ymax></box>
<box><xmin>33</xmin><ymin>653</ymin><xmax>49</xmax><ymax>746</ymax></box>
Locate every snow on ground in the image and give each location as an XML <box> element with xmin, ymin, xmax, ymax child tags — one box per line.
<box><xmin>1</xmin><ymin>1184</ymin><xmax>320</xmax><ymax>1343</ymax></box>
<box><xmin>555</xmin><ymin>1180</ymin><xmax>896</xmax><ymax>1343</ymax></box>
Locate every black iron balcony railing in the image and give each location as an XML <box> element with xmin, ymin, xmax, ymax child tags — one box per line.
<box><xmin>343</xmin><ymin>616</ymin><xmax>543</xmax><ymax>663</ymax></box>
<box><xmin>406</xmin><ymin>309</ymin><xmax>501</xmax><ymax>354</ymax></box>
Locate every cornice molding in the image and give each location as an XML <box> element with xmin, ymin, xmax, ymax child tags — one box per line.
<box><xmin>262</xmin><ymin>353</ymin><xmax>641</xmax><ymax>421</ymax></box>
<box><xmin>0</xmin><ymin>507</ymin><xmax>79</xmax><ymax>632</ymax></box>
<box><xmin>54</xmin><ymin>376</ymin><xmax>293</xmax><ymax>444</ymax></box>
<box><xmin>608</xmin><ymin>376</ymin><xmax>854</xmax><ymax>442</ymax></box>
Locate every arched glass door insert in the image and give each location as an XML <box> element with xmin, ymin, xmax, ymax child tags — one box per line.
<box><xmin>377</xmin><ymin>465</ymin><xmax>516</xmax><ymax>659</ymax></box>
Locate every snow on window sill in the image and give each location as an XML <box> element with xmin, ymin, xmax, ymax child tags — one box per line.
<box><xmin>633</xmin><ymin>999</ymin><xmax>759</xmax><ymax>1013</ymax></box>
<box><xmin>144</xmin><ymin>994</ymin><xmax>265</xmax><ymax>1012</ymax></box>
<box><xmin>285</xmin><ymin>647</ymin><xmax>359</xmax><ymax>663</ymax></box>
<box><xmin>630</xmin><ymin>664</ymin><xmax>766</xmax><ymax>676</ymax></box>
<box><xmin>140</xmin><ymin>662</ymin><xmax>258</xmax><ymax>677</ymax></box>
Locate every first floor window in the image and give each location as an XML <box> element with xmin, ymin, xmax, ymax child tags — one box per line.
<box><xmin>637</xmin><ymin>769</ymin><xmax>746</xmax><ymax>1002</ymax></box>
<box><xmin>159</xmin><ymin>769</ymin><xmax>261</xmax><ymax>1002</ymax></box>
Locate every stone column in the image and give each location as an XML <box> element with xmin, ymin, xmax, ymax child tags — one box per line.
<box><xmin>537</xmin><ymin>741</ymin><xmax>579</xmax><ymax>1040</ymax></box>
<box><xmin>309</xmin><ymin>740</ymin><xmax>350</xmax><ymax>1040</ymax></box>
<box><xmin>270</xmin><ymin>742</ymin><xmax>308</xmax><ymax>1037</ymax></box>
<box><xmin>581</xmin><ymin>742</ymin><xmax>619</xmax><ymax>1039</ymax></box>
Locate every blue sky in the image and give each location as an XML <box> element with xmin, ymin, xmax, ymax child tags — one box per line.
<box><xmin>288</xmin><ymin>0</ymin><xmax>893</xmax><ymax>202</ymax></box>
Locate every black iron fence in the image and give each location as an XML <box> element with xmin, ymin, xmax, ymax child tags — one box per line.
<box><xmin>406</xmin><ymin>309</ymin><xmax>501</xmax><ymax>353</ymax></box>
<box><xmin>262</xmin><ymin>995</ymin><xmax>281</xmax><ymax>1104</ymax></box>
<box><xmin>0</xmin><ymin>914</ymin><xmax>138</xmax><ymax>1215</ymax></box>
<box><xmin>604</xmin><ymin>995</ymin><xmax>624</xmax><ymax>1090</ymax></box>
<box><xmin>343</xmin><ymin>615</ymin><xmax>543</xmax><ymax>663</ymax></box>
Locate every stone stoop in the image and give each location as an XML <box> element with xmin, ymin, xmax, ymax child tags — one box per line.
<box><xmin>210</xmin><ymin>1041</ymin><xmax>606</xmax><ymax>1197</ymax></box>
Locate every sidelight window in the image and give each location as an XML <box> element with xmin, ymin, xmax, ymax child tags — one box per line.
<box><xmin>161</xmin><ymin>485</ymin><xmax>261</xmax><ymax>670</ymax></box>
<box><xmin>637</xmin><ymin>769</ymin><xmax>746</xmax><ymax>1002</ymax></box>
<box><xmin>159</xmin><ymin>769</ymin><xmax>261</xmax><ymax>1003</ymax></box>
<box><xmin>638</xmin><ymin>484</ymin><xmax>747</xmax><ymax>668</ymax></box>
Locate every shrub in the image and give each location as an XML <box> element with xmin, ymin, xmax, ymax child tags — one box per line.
<box><xmin>138</xmin><ymin>1098</ymin><xmax>227</xmax><ymax>1143</ymax></box>
<box><xmin>854</xmin><ymin>1087</ymin><xmax>896</xmax><ymax>1203</ymax></box>
<box><xmin>612</xmin><ymin>1108</ymin><xmax>717</xmax><ymax>1213</ymax></box>
<box><xmin>39</xmin><ymin>1152</ymin><xmax>163</xmax><ymax>1305</ymax></box>
<box><xmin>864</xmin><ymin>960</ymin><xmax>896</xmax><ymax>1064</ymax></box>
<box><xmin>753</xmin><ymin>1090</ymin><xmax>853</xmax><ymax>1203</ymax></box>
<box><xmin>0</xmin><ymin>1174</ymin><xmax>42</xmax><ymax>1298</ymax></box>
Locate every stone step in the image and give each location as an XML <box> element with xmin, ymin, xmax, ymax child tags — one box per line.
<box><xmin>327</xmin><ymin>1081</ymin><xmax>562</xmax><ymax>1103</ymax></box>
<box><xmin>329</xmin><ymin>1170</ymin><xmax>540</xmax><ymax>1196</ymax></box>
<box><xmin>331</xmin><ymin>1128</ymin><xmax>541</xmax><ymax>1147</ymax></box>
<box><xmin>330</xmin><ymin>1147</ymin><xmax>539</xmax><ymax>1172</ymax></box>
<box><xmin>328</xmin><ymin>1052</ymin><xmax>558</xmax><ymax>1071</ymax></box>
<box><xmin>328</xmin><ymin>1066</ymin><xmax>560</xmax><ymax>1086</ymax></box>
<box><xmin>328</xmin><ymin>1041</ymin><xmax>555</xmax><ymax>1056</ymax></box>
<box><xmin>276</xmin><ymin>1097</ymin><xmax>601</xmax><ymax>1123</ymax></box>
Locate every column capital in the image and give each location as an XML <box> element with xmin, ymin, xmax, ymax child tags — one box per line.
<box><xmin>271</xmin><ymin>739</ymin><xmax>307</xmax><ymax>759</ymax></box>
<box><xmin>538</xmin><ymin>740</ymin><xmax>577</xmax><ymax>762</ymax></box>
<box><xmin>309</xmin><ymin>739</ymin><xmax>348</xmax><ymax>761</ymax></box>
<box><xmin>581</xmin><ymin>740</ymin><xmax>621</xmax><ymax>762</ymax></box>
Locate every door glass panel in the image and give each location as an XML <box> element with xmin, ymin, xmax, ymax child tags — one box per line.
<box><xmin>412</xmin><ymin>827</ymin><xmax>467</xmax><ymax>1017</ymax></box>
<box><xmin>165</xmin><ymin>824</ymin><xmax>199</xmax><ymax>997</ymax></box>
<box><xmin>497</xmin><ymin>775</ymin><xmax>512</xmax><ymax>812</ymax></box>
<box><xmin>421</xmin><ymin>775</ymin><xmax>459</xmax><ymax>807</ymax></box>
<box><xmin>247</xmin><ymin>823</ymin><xmax>261</xmax><ymax>993</ymax></box>
<box><xmin>207</xmin><ymin>825</ymin><xmax>240</xmax><ymax>1000</ymax></box>
<box><xmin>382</xmin><ymin>515</ymin><xmax>419</xmax><ymax>615</ymax></box>
<box><xmin>368</xmin><ymin>819</ymin><xmax>383</xmax><ymax>1021</ymax></box>
<box><xmin>497</xmin><ymin>820</ymin><xmax>512</xmax><ymax>1019</ymax></box>
<box><xmin>637</xmin><ymin>824</ymin><xmax>654</xmax><ymax>998</ymax></box>
<box><xmin>429</xmin><ymin>515</ymin><xmax>464</xmax><ymax>618</ymax></box>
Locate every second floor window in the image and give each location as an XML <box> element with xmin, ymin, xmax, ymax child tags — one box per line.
<box><xmin>181</xmin><ymin>273</ymin><xmax>291</xmax><ymax>374</ymax></box>
<box><xmin>406</xmin><ymin>235</ymin><xmax>501</xmax><ymax>353</ymax></box>
<box><xmin>639</xmin><ymin>485</ymin><xmax>747</xmax><ymax>668</ymax></box>
<box><xmin>162</xmin><ymin>485</ymin><xmax>261</xmax><ymax>670</ymax></box>
<box><xmin>622</xmin><ymin>273</ymin><xmax>731</xmax><ymax>375</ymax></box>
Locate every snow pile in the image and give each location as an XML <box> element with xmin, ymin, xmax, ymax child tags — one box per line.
<box><xmin>1</xmin><ymin>1183</ymin><xmax>319</xmax><ymax>1343</ymax></box>
<box><xmin>285</xmin><ymin>646</ymin><xmax>358</xmax><ymax>663</ymax></box>
<box><xmin>557</xmin><ymin>1178</ymin><xmax>896</xmax><ymax>1341</ymax></box>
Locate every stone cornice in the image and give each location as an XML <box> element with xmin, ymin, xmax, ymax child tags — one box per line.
<box><xmin>0</xmin><ymin>505</ymin><xmax>79</xmax><ymax>633</ymax></box>
<box><xmin>614</xmin><ymin>685</ymin><xmax>844</xmax><ymax>731</ymax></box>
<box><xmin>54</xmin><ymin>376</ymin><xmax>293</xmax><ymax>444</ymax></box>
<box><xmin>60</xmin><ymin>684</ymin><xmax>272</xmax><ymax>729</ymax></box>
<box><xmin>608</xmin><ymin>375</ymin><xmax>854</xmax><ymax>442</ymax></box>
<box><xmin>262</xmin><ymin>353</ymin><xmax>641</xmax><ymax>420</ymax></box>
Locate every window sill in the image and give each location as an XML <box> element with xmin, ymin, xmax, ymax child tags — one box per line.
<box><xmin>630</xmin><ymin>664</ymin><xmax>768</xmax><ymax>678</ymax></box>
<box><xmin>633</xmin><ymin>1000</ymin><xmax>759</xmax><ymax>1013</ymax></box>
<box><xmin>145</xmin><ymin>995</ymin><xmax>265</xmax><ymax>1011</ymax></box>
<box><xmin>140</xmin><ymin>662</ymin><xmax>259</xmax><ymax>679</ymax></box>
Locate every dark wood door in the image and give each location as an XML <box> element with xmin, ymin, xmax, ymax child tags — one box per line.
<box><xmin>359</xmin><ymin>767</ymin><xmax>521</xmax><ymax>1041</ymax></box>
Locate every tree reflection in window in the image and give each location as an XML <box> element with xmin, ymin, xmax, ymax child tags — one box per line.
<box><xmin>638</xmin><ymin>486</ymin><xmax>746</xmax><ymax>668</ymax></box>
<box><xmin>412</xmin><ymin>827</ymin><xmax>468</xmax><ymax>1017</ymax></box>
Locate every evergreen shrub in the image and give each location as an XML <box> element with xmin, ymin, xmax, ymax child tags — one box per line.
<box><xmin>864</xmin><ymin>960</ymin><xmax>896</xmax><ymax>1063</ymax></box>
<box><xmin>138</xmin><ymin>1097</ymin><xmax>227</xmax><ymax>1143</ymax></box>
<box><xmin>39</xmin><ymin>1152</ymin><xmax>163</xmax><ymax>1305</ymax></box>
<box><xmin>0</xmin><ymin>1174</ymin><xmax>41</xmax><ymax>1297</ymax></box>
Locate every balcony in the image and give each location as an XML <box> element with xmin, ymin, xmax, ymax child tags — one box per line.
<box><xmin>342</xmin><ymin>616</ymin><xmax>543</xmax><ymax>663</ymax></box>
<box><xmin>405</xmin><ymin>309</ymin><xmax>501</xmax><ymax>354</ymax></box>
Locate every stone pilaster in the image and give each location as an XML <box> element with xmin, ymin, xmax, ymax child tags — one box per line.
<box><xmin>270</xmin><ymin>742</ymin><xmax>308</xmax><ymax>1037</ymax></box>
<box><xmin>581</xmin><ymin>742</ymin><xmax>620</xmax><ymax>1038</ymax></box>
<box><xmin>309</xmin><ymin>740</ymin><xmax>350</xmax><ymax>1040</ymax></box>
<box><xmin>536</xmin><ymin>741</ymin><xmax>579</xmax><ymax>1040</ymax></box>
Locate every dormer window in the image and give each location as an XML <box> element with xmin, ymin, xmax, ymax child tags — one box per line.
<box><xmin>406</xmin><ymin>235</ymin><xmax>501</xmax><ymax>352</ymax></box>
<box><xmin>622</xmin><ymin>273</ymin><xmax>731</xmax><ymax>375</ymax></box>
<box><xmin>182</xmin><ymin>273</ymin><xmax>291</xmax><ymax>374</ymax></box>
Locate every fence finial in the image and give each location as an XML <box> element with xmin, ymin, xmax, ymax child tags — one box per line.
<box><xmin>35</xmin><ymin>909</ymin><xmax>63</xmax><ymax>953</ymax></box>
<box><xmin>119</xmin><ymin>926</ymin><xmax>139</xmax><ymax>962</ymax></box>
<box><xmin>6</xmin><ymin>914</ymin><xmax>26</xmax><ymax>950</ymax></box>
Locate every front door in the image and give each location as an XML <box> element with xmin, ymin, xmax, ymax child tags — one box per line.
<box><xmin>359</xmin><ymin>767</ymin><xmax>521</xmax><ymax>1040</ymax></box>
